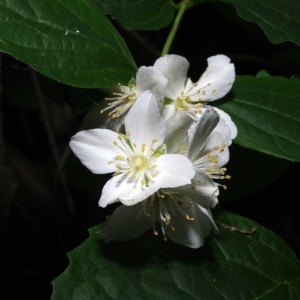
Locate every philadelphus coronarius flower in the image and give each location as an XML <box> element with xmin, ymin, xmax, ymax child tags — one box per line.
<box><xmin>99</xmin><ymin>109</ymin><xmax>232</xmax><ymax>248</ymax></box>
<box><xmin>100</xmin><ymin>54</ymin><xmax>235</xmax><ymax>130</ymax></box>
<box><xmin>70</xmin><ymin>91</ymin><xmax>195</xmax><ymax>207</ymax></box>
<box><xmin>70</xmin><ymin>54</ymin><xmax>237</xmax><ymax>248</ymax></box>
<box><xmin>100</xmin><ymin>65</ymin><xmax>168</xmax><ymax>119</ymax></box>
<box><xmin>154</xmin><ymin>54</ymin><xmax>235</xmax><ymax>120</ymax></box>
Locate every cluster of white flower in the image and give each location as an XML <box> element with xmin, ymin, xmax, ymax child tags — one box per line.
<box><xmin>69</xmin><ymin>54</ymin><xmax>237</xmax><ymax>248</ymax></box>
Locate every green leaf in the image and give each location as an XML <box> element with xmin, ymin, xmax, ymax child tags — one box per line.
<box><xmin>219</xmin><ymin>75</ymin><xmax>300</xmax><ymax>162</ymax></box>
<box><xmin>51</xmin><ymin>211</ymin><xmax>300</xmax><ymax>299</ymax></box>
<box><xmin>94</xmin><ymin>0</ymin><xmax>174</xmax><ymax>30</ymax></box>
<box><xmin>221</xmin><ymin>0</ymin><xmax>300</xmax><ymax>46</ymax></box>
<box><xmin>0</xmin><ymin>0</ymin><xmax>136</xmax><ymax>88</ymax></box>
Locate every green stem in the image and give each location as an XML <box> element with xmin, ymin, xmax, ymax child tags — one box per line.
<box><xmin>161</xmin><ymin>0</ymin><xmax>190</xmax><ymax>56</ymax></box>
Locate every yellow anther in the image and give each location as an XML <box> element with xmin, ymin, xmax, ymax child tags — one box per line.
<box><xmin>186</xmin><ymin>214</ymin><xmax>195</xmax><ymax>221</ymax></box>
<box><xmin>115</xmin><ymin>155</ymin><xmax>123</xmax><ymax>160</ymax></box>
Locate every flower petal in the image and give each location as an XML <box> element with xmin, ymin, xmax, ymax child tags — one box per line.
<box><xmin>69</xmin><ymin>129</ymin><xmax>120</xmax><ymax>174</ymax></box>
<box><xmin>125</xmin><ymin>91</ymin><xmax>165</xmax><ymax>153</ymax></box>
<box><xmin>163</xmin><ymin>204</ymin><xmax>217</xmax><ymax>248</ymax></box>
<box><xmin>99</xmin><ymin>204</ymin><xmax>152</xmax><ymax>242</ymax></box>
<box><xmin>165</xmin><ymin>111</ymin><xmax>193</xmax><ymax>154</ymax></box>
<box><xmin>155</xmin><ymin>154</ymin><xmax>195</xmax><ymax>188</ymax></box>
<box><xmin>188</xmin><ymin>109</ymin><xmax>220</xmax><ymax>162</ymax></box>
<box><xmin>136</xmin><ymin>66</ymin><xmax>168</xmax><ymax>103</ymax></box>
<box><xmin>99</xmin><ymin>173</ymin><xmax>160</xmax><ymax>207</ymax></box>
<box><xmin>99</xmin><ymin>174</ymin><xmax>128</xmax><ymax>207</ymax></box>
<box><xmin>192</xmin><ymin>172</ymin><xmax>219</xmax><ymax>208</ymax></box>
<box><xmin>191</xmin><ymin>54</ymin><xmax>235</xmax><ymax>102</ymax></box>
<box><xmin>212</xmin><ymin>107</ymin><xmax>237</xmax><ymax>141</ymax></box>
<box><xmin>154</xmin><ymin>54</ymin><xmax>189</xmax><ymax>99</ymax></box>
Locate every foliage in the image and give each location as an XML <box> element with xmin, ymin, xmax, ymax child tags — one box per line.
<box><xmin>0</xmin><ymin>0</ymin><xmax>299</xmax><ymax>298</ymax></box>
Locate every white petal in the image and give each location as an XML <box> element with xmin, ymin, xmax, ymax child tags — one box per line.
<box><xmin>69</xmin><ymin>129</ymin><xmax>120</xmax><ymax>174</ymax></box>
<box><xmin>136</xmin><ymin>66</ymin><xmax>168</xmax><ymax>101</ymax></box>
<box><xmin>192</xmin><ymin>173</ymin><xmax>219</xmax><ymax>208</ymax></box>
<box><xmin>154</xmin><ymin>54</ymin><xmax>189</xmax><ymax>99</ymax></box>
<box><xmin>191</xmin><ymin>54</ymin><xmax>235</xmax><ymax>102</ymax></box>
<box><xmin>99</xmin><ymin>174</ymin><xmax>129</xmax><ymax>207</ymax></box>
<box><xmin>125</xmin><ymin>91</ymin><xmax>165</xmax><ymax>153</ymax></box>
<box><xmin>163</xmin><ymin>204</ymin><xmax>217</xmax><ymax>248</ymax></box>
<box><xmin>212</xmin><ymin>107</ymin><xmax>237</xmax><ymax>141</ymax></box>
<box><xmin>156</xmin><ymin>154</ymin><xmax>195</xmax><ymax>188</ymax></box>
<box><xmin>194</xmin><ymin>130</ymin><xmax>230</xmax><ymax>169</ymax></box>
<box><xmin>165</xmin><ymin>112</ymin><xmax>193</xmax><ymax>154</ymax></box>
<box><xmin>172</xmin><ymin>183</ymin><xmax>216</xmax><ymax>209</ymax></box>
<box><xmin>99</xmin><ymin>173</ymin><xmax>160</xmax><ymax>207</ymax></box>
<box><xmin>99</xmin><ymin>204</ymin><xmax>152</xmax><ymax>242</ymax></box>
<box><xmin>188</xmin><ymin>109</ymin><xmax>220</xmax><ymax>162</ymax></box>
<box><xmin>119</xmin><ymin>183</ymin><xmax>161</xmax><ymax>206</ymax></box>
<box><xmin>161</xmin><ymin>102</ymin><xmax>176</xmax><ymax>122</ymax></box>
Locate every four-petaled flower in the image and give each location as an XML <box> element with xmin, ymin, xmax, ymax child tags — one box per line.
<box><xmin>154</xmin><ymin>54</ymin><xmax>235</xmax><ymax>120</ymax></box>
<box><xmin>70</xmin><ymin>91</ymin><xmax>195</xmax><ymax>207</ymax></box>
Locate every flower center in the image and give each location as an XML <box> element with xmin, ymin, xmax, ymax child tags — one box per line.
<box><xmin>130</xmin><ymin>155</ymin><xmax>149</xmax><ymax>172</ymax></box>
<box><xmin>175</xmin><ymin>94</ymin><xmax>203</xmax><ymax>116</ymax></box>
<box><xmin>176</xmin><ymin>96</ymin><xmax>189</xmax><ymax>110</ymax></box>
<box><xmin>136</xmin><ymin>189</ymin><xmax>195</xmax><ymax>241</ymax></box>
<box><xmin>100</xmin><ymin>83</ymin><xmax>137</xmax><ymax>118</ymax></box>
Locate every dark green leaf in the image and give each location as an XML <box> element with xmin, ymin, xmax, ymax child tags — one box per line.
<box><xmin>221</xmin><ymin>0</ymin><xmax>300</xmax><ymax>46</ymax></box>
<box><xmin>219</xmin><ymin>75</ymin><xmax>300</xmax><ymax>162</ymax></box>
<box><xmin>51</xmin><ymin>211</ymin><xmax>300</xmax><ymax>300</ymax></box>
<box><xmin>94</xmin><ymin>0</ymin><xmax>174</xmax><ymax>30</ymax></box>
<box><xmin>0</xmin><ymin>0</ymin><xmax>136</xmax><ymax>88</ymax></box>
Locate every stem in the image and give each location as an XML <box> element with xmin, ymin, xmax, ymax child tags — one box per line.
<box><xmin>161</xmin><ymin>0</ymin><xmax>190</xmax><ymax>56</ymax></box>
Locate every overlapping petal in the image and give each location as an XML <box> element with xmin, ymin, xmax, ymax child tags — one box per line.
<box><xmin>155</xmin><ymin>154</ymin><xmax>195</xmax><ymax>188</ymax></box>
<box><xmin>163</xmin><ymin>204</ymin><xmax>217</xmax><ymax>248</ymax></box>
<box><xmin>190</xmin><ymin>54</ymin><xmax>235</xmax><ymax>102</ymax></box>
<box><xmin>99</xmin><ymin>204</ymin><xmax>152</xmax><ymax>242</ymax></box>
<box><xmin>154</xmin><ymin>54</ymin><xmax>189</xmax><ymax>99</ymax></box>
<box><xmin>125</xmin><ymin>91</ymin><xmax>165</xmax><ymax>153</ymax></box>
<box><xmin>69</xmin><ymin>129</ymin><xmax>120</xmax><ymax>174</ymax></box>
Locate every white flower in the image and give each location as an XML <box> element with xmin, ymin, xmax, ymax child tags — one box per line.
<box><xmin>153</xmin><ymin>54</ymin><xmax>235</xmax><ymax>120</ymax></box>
<box><xmin>187</xmin><ymin>109</ymin><xmax>232</xmax><ymax>203</ymax></box>
<box><xmin>98</xmin><ymin>109</ymin><xmax>232</xmax><ymax>249</ymax></box>
<box><xmin>165</xmin><ymin>109</ymin><xmax>232</xmax><ymax>207</ymax></box>
<box><xmin>70</xmin><ymin>91</ymin><xmax>195</xmax><ymax>207</ymax></box>
<box><xmin>100</xmin><ymin>66</ymin><xmax>168</xmax><ymax>120</ymax></box>
<box><xmin>99</xmin><ymin>187</ymin><xmax>218</xmax><ymax>249</ymax></box>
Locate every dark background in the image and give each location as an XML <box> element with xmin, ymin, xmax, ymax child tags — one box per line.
<box><xmin>1</xmin><ymin>3</ymin><xmax>299</xmax><ymax>299</ymax></box>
